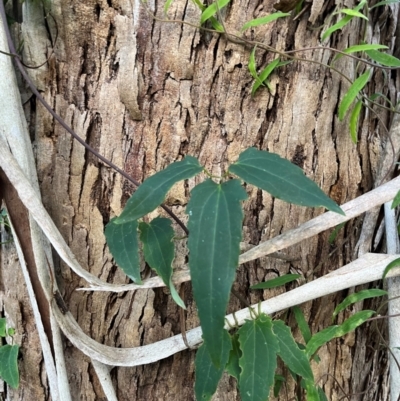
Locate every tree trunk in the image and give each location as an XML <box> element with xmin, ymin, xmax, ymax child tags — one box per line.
<box><xmin>1</xmin><ymin>0</ymin><xmax>398</xmax><ymax>400</ymax></box>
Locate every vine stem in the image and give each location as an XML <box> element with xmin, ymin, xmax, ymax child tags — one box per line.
<box><xmin>0</xmin><ymin>1</ymin><xmax>189</xmax><ymax>235</ymax></box>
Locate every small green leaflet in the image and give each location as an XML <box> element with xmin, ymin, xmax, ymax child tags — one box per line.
<box><xmin>366</xmin><ymin>50</ymin><xmax>400</xmax><ymax>67</ymax></box>
<box><xmin>0</xmin><ymin>318</ymin><xmax>6</xmax><ymax>337</ymax></box>
<box><xmin>229</xmin><ymin>148</ymin><xmax>344</xmax><ymax>215</ymax></box>
<box><xmin>272</xmin><ymin>320</ymin><xmax>314</xmax><ymax>382</ymax></box>
<box><xmin>338</xmin><ymin>70</ymin><xmax>370</xmax><ymax>121</ymax></box>
<box><xmin>195</xmin><ymin>330</ymin><xmax>231</xmax><ymax>401</ymax></box>
<box><xmin>200</xmin><ymin>0</ymin><xmax>231</xmax><ymax>24</ymax></box>
<box><xmin>382</xmin><ymin>257</ymin><xmax>400</xmax><ymax>279</ymax></box>
<box><xmin>349</xmin><ymin>100</ymin><xmax>363</xmax><ymax>143</ymax></box>
<box><xmin>333</xmin><ymin>44</ymin><xmax>388</xmax><ymax>62</ymax></box>
<box><xmin>370</xmin><ymin>0</ymin><xmax>400</xmax><ymax>10</ymax></box>
<box><xmin>328</xmin><ymin>222</ymin><xmax>346</xmax><ymax>244</ymax></box>
<box><xmin>0</xmin><ymin>344</ymin><xmax>19</xmax><ymax>389</ymax></box>
<box><xmin>332</xmin><ymin>289</ymin><xmax>387</xmax><ymax>320</ymax></box>
<box><xmin>139</xmin><ymin>217</ymin><xmax>185</xmax><ymax>309</ymax></box>
<box><xmin>225</xmin><ymin>333</ymin><xmax>242</xmax><ymax>381</ymax></box>
<box><xmin>105</xmin><ymin>218</ymin><xmax>141</xmax><ymax>284</ymax></box>
<box><xmin>241</xmin><ymin>12</ymin><xmax>290</xmax><ymax>31</ymax></box>
<box><xmin>115</xmin><ymin>156</ymin><xmax>203</xmax><ymax>224</ymax></box>
<box><xmin>339</xmin><ymin>9</ymin><xmax>368</xmax><ymax>20</ymax></box>
<box><xmin>238</xmin><ymin>314</ymin><xmax>279</xmax><ymax>401</ymax></box>
<box><xmin>292</xmin><ymin>306</ymin><xmax>312</xmax><ymax>344</ymax></box>
<box><xmin>392</xmin><ymin>190</ymin><xmax>400</xmax><ymax>209</ymax></box>
<box><xmin>250</xmin><ymin>273</ymin><xmax>301</xmax><ymax>290</ymax></box>
<box><xmin>187</xmin><ymin>179</ymin><xmax>247</xmax><ymax>367</ymax></box>
<box><xmin>251</xmin><ymin>58</ymin><xmax>281</xmax><ymax>96</ymax></box>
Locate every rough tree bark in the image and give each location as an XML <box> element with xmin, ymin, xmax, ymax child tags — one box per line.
<box><xmin>0</xmin><ymin>0</ymin><xmax>399</xmax><ymax>400</ymax></box>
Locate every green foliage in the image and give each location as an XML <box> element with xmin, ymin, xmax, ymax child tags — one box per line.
<box><xmin>292</xmin><ymin>306</ymin><xmax>312</xmax><ymax>344</ymax></box>
<box><xmin>250</xmin><ymin>274</ymin><xmax>301</xmax><ymax>290</ymax></box>
<box><xmin>332</xmin><ymin>289</ymin><xmax>387</xmax><ymax>320</ymax></box>
<box><xmin>200</xmin><ymin>0</ymin><xmax>231</xmax><ymax>24</ymax></box>
<box><xmin>365</xmin><ymin>49</ymin><xmax>400</xmax><ymax>67</ymax></box>
<box><xmin>382</xmin><ymin>257</ymin><xmax>400</xmax><ymax>279</ymax></box>
<box><xmin>229</xmin><ymin>148</ymin><xmax>344</xmax><ymax>215</ymax></box>
<box><xmin>139</xmin><ymin>217</ymin><xmax>185</xmax><ymax>308</ymax></box>
<box><xmin>241</xmin><ymin>12</ymin><xmax>290</xmax><ymax>31</ymax></box>
<box><xmin>0</xmin><ymin>319</ymin><xmax>19</xmax><ymax>389</ymax></box>
<box><xmin>349</xmin><ymin>99</ymin><xmax>363</xmax><ymax>143</ymax></box>
<box><xmin>187</xmin><ymin>179</ymin><xmax>247</xmax><ymax>367</ymax></box>
<box><xmin>225</xmin><ymin>333</ymin><xmax>241</xmax><ymax>381</ymax></box>
<box><xmin>392</xmin><ymin>190</ymin><xmax>400</xmax><ymax>209</ymax></box>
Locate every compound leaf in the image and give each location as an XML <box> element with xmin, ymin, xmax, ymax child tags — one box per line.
<box><xmin>273</xmin><ymin>320</ymin><xmax>314</xmax><ymax>382</ymax></box>
<box><xmin>0</xmin><ymin>345</ymin><xmax>19</xmax><ymax>389</ymax></box>
<box><xmin>115</xmin><ymin>156</ymin><xmax>203</xmax><ymax>224</ymax></box>
<box><xmin>105</xmin><ymin>218</ymin><xmax>141</xmax><ymax>284</ymax></box>
<box><xmin>339</xmin><ymin>70</ymin><xmax>370</xmax><ymax>121</ymax></box>
<box><xmin>238</xmin><ymin>314</ymin><xmax>279</xmax><ymax>401</ymax></box>
<box><xmin>139</xmin><ymin>217</ymin><xmax>185</xmax><ymax>309</ymax></box>
<box><xmin>195</xmin><ymin>330</ymin><xmax>231</xmax><ymax>401</ymax></box>
<box><xmin>187</xmin><ymin>179</ymin><xmax>247</xmax><ymax>367</ymax></box>
<box><xmin>229</xmin><ymin>148</ymin><xmax>344</xmax><ymax>215</ymax></box>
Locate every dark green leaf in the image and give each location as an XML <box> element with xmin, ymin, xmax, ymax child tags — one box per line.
<box><xmin>321</xmin><ymin>15</ymin><xmax>352</xmax><ymax>41</ymax></box>
<box><xmin>366</xmin><ymin>50</ymin><xmax>400</xmax><ymax>67</ymax></box>
<box><xmin>317</xmin><ymin>386</ymin><xmax>329</xmax><ymax>401</ymax></box>
<box><xmin>328</xmin><ymin>222</ymin><xmax>346</xmax><ymax>244</ymax></box>
<box><xmin>273</xmin><ymin>320</ymin><xmax>314</xmax><ymax>381</ymax></box>
<box><xmin>238</xmin><ymin>314</ymin><xmax>279</xmax><ymax>401</ymax></box>
<box><xmin>333</xmin><ymin>289</ymin><xmax>387</xmax><ymax>319</ymax></box>
<box><xmin>349</xmin><ymin>100</ymin><xmax>363</xmax><ymax>143</ymax></box>
<box><xmin>306</xmin><ymin>326</ymin><xmax>339</xmax><ymax>358</ymax></box>
<box><xmin>336</xmin><ymin>310</ymin><xmax>375</xmax><ymax>336</ymax></box>
<box><xmin>0</xmin><ymin>318</ymin><xmax>6</xmax><ymax>337</ymax></box>
<box><xmin>338</xmin><ymin>70</ymin><xmax>370</xmax><ymax>121</ymax></box>
<box><xmin>187</xmin><ymin>179</ymin><xmax>247</xmax><ymax>367</ymax></box>
<box><xmin>273</xmin><ymin>375</ymin><xmax>286</xmax><ymax>397</ymax></box>
<box><xmin>292</xmin><ymin>306</ymin><xmax>312</xmax><ymax>344</ymax></box>
<box><xmin>229</xmin><ymin>148</ymin><xmax>344</xmax><ymax>215</ymax></box>
<box><xmin>251</xmin><ymin>273</ymin><xmax>301</xmax><ymax>290</ymax></box>
<box><xmin>304</xmin><ymin>380</ymin><xmax>320</xmax><ymax>401</ymax></box>
<box><xmin>200</xmin><ymin>0</ymin><xmax>231</xmax><ymax>24</ymax></box>
<box><xmin>248</xmin><ymin>47</ymin><xmax>265</xmax><ymax>96</ymax></box>
<box><xmin>383</xmin><ymin>257</ymin><xmax>400</xmax><ymax>279</ymax></box>
<box><xmin>225</xmin><ymin>333</ymin><xmax>242</xmax><ymax>381</ymax></box>
<box><xmin>0</xmin><ymin>345</ymin><xmax>19</xmax><ymax>389</ymax></box>
<box><xmin>195</xmin><ymin>330</ymin><xmax>232</xmax><ymax>401</ymax></box>
<box><xmin>241</xmin><ymin>12</ymin><xmax>290</xmax><ymax>31</ymax></box>
<box><xmin>139</xmin><ymin>217</ymin><xmax>185</xmax><ymax>309</ymax></box>
<box><xmin>105</xmin><ymin>218</ymin><xmax>141</xmax><ymax>284</ymax></box>
<box><xmin>115</xmin><ymin>156</ymin><xmax>203</xmax><ymax>224</ymax></box>
<box><xmin>392</xmin><ymin>190</ymin><xmax>400</xmax><ymax>209</ymax></box>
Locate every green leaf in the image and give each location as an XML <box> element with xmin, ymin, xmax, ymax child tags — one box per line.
<box><xmin>317</xmin><ymin>387</ymin><xmax>329</xmax><ymax>401</ymax></box>
<box><xmin>200</xmin><ymin>0</ymin><xmax>231</xmax><ymax>24</ymax></box>
<box><xmin>229</xmin><ymin>148</ymin><xmax>344</xmax><ymax>215</ymax></box>
<box><xmin>250</xmin><ymin>273</ymin><xmax>301</xmax><ymax>290</ymax></box>
<box><xmin>251</xmin><ymin>58</ymin><xmax>281</xmax><ymax>96</ymax></box>
<box><xmin>304</xmin><ymin>380</ymin><xmax>320</xmax><ymax>401</ymax></box>
<box><xmin>306</xmin><ymin>326</ymin><xmax>339</xmax><ymax>358</ymax></box>
<box><xmin>292</xmin><ymin>306</ymin><xmax>312</xmax><ymax>344</ymax></box>
<box><xmin>332</xmin><ymin>289</ymin><xmax>387</xmax><ymax>319</ymax></box>
<box><xmin>343</xmin><ymin>44</ymin><xmax>388</xmax><ymax>54</ymax></box>
<box><xmin>0</xmin><ymin>318</ymin><xmax>6</xmax><ymax>337</ymax></box>
<box><xmin>273</xmin><ymin>320</ymin><xmax>314</xmax><ymax>381</ymax></box>
<box><xmin>366</xmin><ymin>50</ymin><xmax>400</xmax><ymax>67</ymax></box>
<box><xmin>339</xmin><ymin>9</ymin><xmax>368</xmax><ymax>20</ymax></box>
<box><xmin>115</xmin><ymin>156</ymin><xmax>203</xmax><ymax>224</ymax></box>
<box><xmin>328</xmin><ymin>222</ymin><xmax>346</xmax><ymax>244</ymax></box>
<box><xmin>338</xmin><ymin>70</ymin><xmax>370</xmax><ymax>121</ymax></box>
<box><xmin>321</xmin><ymin>15</ymin><xmax>352</xmax><ymax>41</ymax></box>
<box><xmin>273</xmin><ymin>375</ymin><xmax>286</xmax><ymax>397</ymax></box>
<box><xmin>248</xmin><ymin>47</ymin><xmax>265</xmax><ymax>95</ymax></box>
<box><xmin>105</xmin><ymin>218</ymin><xmax>141</xmax><ymax>284</ymax></box>
<box><xmin>7</xmin><ymin>328</ymin><xmax>15</xmax><ymax>336</ymax></box>
<box><xmin>164</xmin><ymin>0</ymin><xmax>174</xmax><ymax>13</ymax></box>
<box><xmin>225</xmin><ymin>333</ymin><xmax>242</xmax><ymax>381</ymax></box>
<box><xmin>238</xmin><ymin>314</ymin><xmax>279</xmax><ymax>401</ymax></box>
<box><xmin>392</xmin><ymin>190</ymin><xmax>400</xmax><ymax>209</ymax></box>
<box><xmin>382</xmin><ymin>257</ymin><xmax>400</xmax><ymax>279</ymax></box>
<box><xmin>241</xmin><ymin>12</ymin><xmax>290</xmax><ymax>31</ymax></box>
<box><xmin>336</xmin><ymin>310</ymin><xmax>375</xmax><ymax>336</ymax></box>
<box><xmin>139</xmin><ymin>217</ymin><xmax>185</xmax><ymax>309</ymax></box>
<box><xmin>0</xmin><ymin>345</ymin><xmax>19</xmax><ymax>389</ymax></box>
<box><xmin>187</xmin><ymin>179</ymin><xmax>247</xmax><ymax>367</ymax></box>
<box><xmin>349</xmin><ymin>100</ymin><xmax>363</xmax><ymax>143</ymax></box>
<box><xmin>195</xmin><ymin>330</ymin><xmax>232</xmax><ymax>401</ymax></box>
<box><xmin>370</xmin><ymin>0</ymin><xmax>400</xmax><ymax>10</ymax></box>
